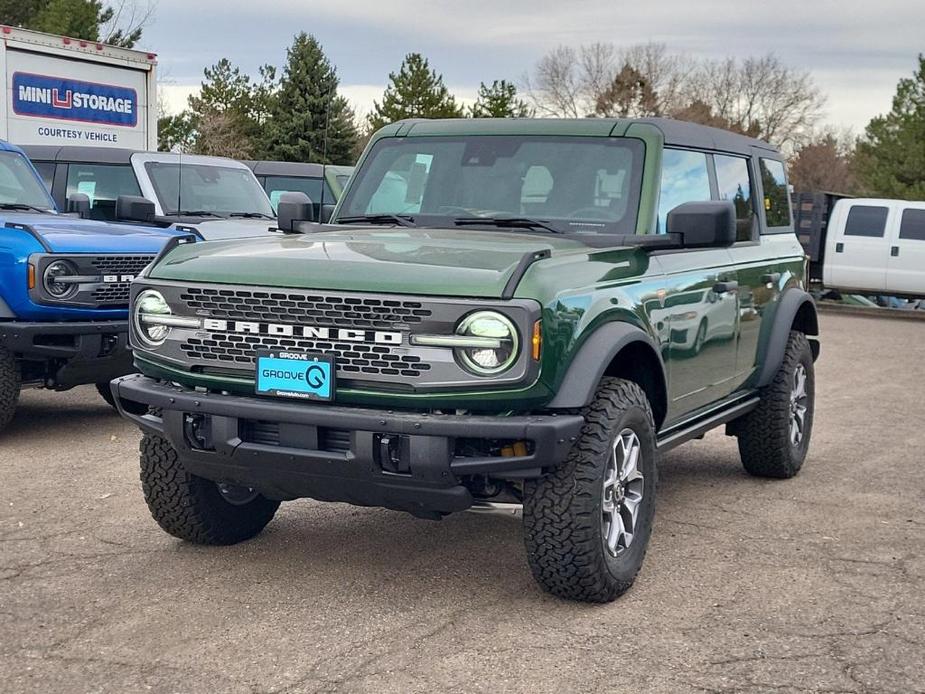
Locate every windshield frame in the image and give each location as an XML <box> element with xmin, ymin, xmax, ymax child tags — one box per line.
<box><xmin>0</xmin><ymin>150</ymin><xmax>56</xmax><ymax>212</ymax></box>
<box><xmin>334</xmin><ymin>135</ymin><xmax>645</xmax><ymax>238</ymax></box>
<box><xmin>143</xmin><ymin>160</ymin><xmax>275</xmax><ymax>218</ymax></box>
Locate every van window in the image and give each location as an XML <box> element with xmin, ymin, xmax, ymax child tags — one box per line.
<box><xmin>759</xmin><ymin>159</ymin><xmax>790</xmax><ymax>228</ymax></box>
<box><xmin>65</xmin><ymin>163</ymin><xmax>141</xmax><ymax>221</ymax></box>
<box><xmin>714</xmin><ymin>155</ymin><xmax>755</xmax><ymax>242</ymax></box>
<box><xmin>899</xmin><ymin>208</ymin><xmax>925</xmax><ymax>241</ymax></box>
<box><xmin>32</xmin><ymin>161</ymin><xmax>55</xmax><ymax>191</ymax></box>
<box><xmin>658</xmin><ymin>149</ymin><xmax>711</xmax><ymax>233</ymax></box>
<box><xmin>844</xmin><ymin>205</ymin><xmax>889</xmax><ymax>238</ymax></box>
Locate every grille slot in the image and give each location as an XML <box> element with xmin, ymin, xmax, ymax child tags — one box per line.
<box><xmin>180</xmin><ymin>287</ymin><xmax>432</xmax><ymax>329</ymax></box>
<box><xmin>181</xmin><ymin>332</ymin><xmax>431</xmax><ymax>378</ymax></box>
<box><xmin>88</xmin><ymin>255</ymin><xmax>154</xmax><ymax>306</ymax></box>
<box><xmin>239</xmin><ymin>420</ymin><xmax>352</xmax><ymax>453</ymax></box>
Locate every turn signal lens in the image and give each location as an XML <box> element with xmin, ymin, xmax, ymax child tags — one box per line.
<box><xmin>27</xmin><ymin>263</ymin><xmax>35</xmax><ymax>289</ymax></box>
<box><xmin>531</xmin><ymin>320</ymin><xmax>542</xmax><ymax>361</ymax></box>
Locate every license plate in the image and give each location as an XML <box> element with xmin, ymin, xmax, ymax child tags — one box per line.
<box><xmin>255</xmin><ymin>350</ymin><xmax>335</xmax><ymax>401</ymax></box>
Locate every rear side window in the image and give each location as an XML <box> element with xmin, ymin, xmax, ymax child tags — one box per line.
<box><xmin>759</xmin><ymin>159</ymin><xmax>790</xmax><ymax>228</ymax></box>
<box><xmin>714</xmin><ymin>155</ymin><xmax>755</xmax><ymax>242</ymax></box>
<box><xmin>65</xmin><ymin>163</ymin><xmax>141</xmax><ymax>221</ymax></box>
<box><xmin>658</xmin><ymin>149</ymin><xmax>711</xmax><ymax>233</ymax></box>
<box><xmin>263</xmin><ymin>175</ymin><xmax>324</xmax><ymax>211</ymax></box>
<box><xmin>899</xmin><ymin>208</ymin><xmax>925</xmax><ymax>241</ymax></box>
<box><xmin>844</xmin><ymin>205</ymin><xmax>889</xmax><ymax>238</ymax></box>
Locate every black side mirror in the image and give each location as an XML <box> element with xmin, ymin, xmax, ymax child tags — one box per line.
<box><xmin>277</xmin><ymin>192</ymin><xmax>315</xmax><ymax>232</ymax></box>
<box><xmin>115</xmin><ymin>195</ymin><xmax>156</xmax><ymax>223</ymax></box>
<box><xmin>66</xmin><ymin>192</ymin><xmax>92</xmax><ymax>219</ymax></box>
<box><xmin>319</xmin><ymin>203</ymin><xmax>336</xmax><ymax>224</ymax></box>
<box><xmin>667</xmin><ymin>201</ymin><xmax>736</xmax><ymax>249</ymax></box>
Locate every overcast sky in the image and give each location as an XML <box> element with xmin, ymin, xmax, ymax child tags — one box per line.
<box><xmin>144</xmin><ymin>0</ymin><xmax>923</xmax><ymax>134</ymax></box>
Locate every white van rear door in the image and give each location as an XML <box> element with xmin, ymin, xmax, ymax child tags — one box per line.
<box><xmin>886</xmin><ymin>203</ymin><xmax>925</xmax><ymax>297</ymax></box>
<box><xmin>826</xmin><ymin>202</ymin><xmax>891</xmax><ymax>293</ymax></box>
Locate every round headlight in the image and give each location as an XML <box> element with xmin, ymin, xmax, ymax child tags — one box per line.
<box><xmin>134</xmin><ymin>289</ymin><xmax>172</xmax><ymax>347</ymax></box>
<box><xmin>455</xmin><ymin>311</ymin><xmax>519</xmax><ymax>375</ymax></box>
<box><xmin>43</xmin><ymin>260</ymin><xmax>78</xmax><ymax>298</ymax></box>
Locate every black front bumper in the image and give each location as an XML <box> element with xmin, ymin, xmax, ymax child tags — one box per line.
<box><xmin>111</xmin><ymin>374</ymin><xmax>585</xmax><ymax>517</ymax></box>
<box><xmin>0</xmin><ymin>320</ymin><xmax>133</xmax><ymax>388</ymax></box>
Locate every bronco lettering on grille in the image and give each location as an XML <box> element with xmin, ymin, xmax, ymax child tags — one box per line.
<box><xmin>201</xmin><ymin>319</ymin><xmax>403</xmax><ymax>345</ymax></box>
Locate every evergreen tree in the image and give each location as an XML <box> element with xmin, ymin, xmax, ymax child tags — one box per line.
<box><xmin>4</xmin><ymin>0</ymin><xmax>144</xmax><ymax>47</ymax></box>
<box><xmin>185</xmin><ymin>58</ymin><xmax>257</xmax><ymax>157</ymax></box>
<box><xmin>470</xmin><ymin>80</ymin><xmax>533</xmax><ymax>118</ymax></box>
<box><xmin>263</xmin><ymin>33</ymin><xmax>357</xmax><ymax>165</ymax></box>
<box><xmin>368</xmin><ymin>53</ymin><xmax>464</xmax><ymax>130</ymax></box>
<box><xmin>157</xmin><ymin>111</ymin><xmax>195</xmax><ymax>152</ymax></box>
<box><xmin>856</xmin><ymin>55</ymin><xmax>925</xmax><ymax>199</ymax></box>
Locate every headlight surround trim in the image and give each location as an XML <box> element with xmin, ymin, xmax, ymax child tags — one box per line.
<box><xmin>134</xmin><ymin>288</ymin><xmax>173</xmax><ymax>347</ymax></box>
<box><xmin>454</xmin><ymin>310</ymin><xmax>519</xmax><ymax>376</ymax></box>
<box><xmin>42</xmin><ymin>259</ymin><xmax>78</xmax><ymax>299</ymax></box>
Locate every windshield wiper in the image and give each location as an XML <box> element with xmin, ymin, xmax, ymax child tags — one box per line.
<box><xmin>0</xmin><ymin>203</ymin><xmax>51</xmax><ymax>214</ymax></box>
<box><xmin>336</xmin><ymin>214</ymin><xmax>417</xmax><ymax>228</ymax></box>
<box><xmin>453</xmin><ymin>216</ymin><xmax>564</xmax><ymax>234</ymax></box>
<box><xmin>229</xmin><ymin>212</ymin><xmax>274</xmax><ymax>219</ymax></box>
<box><xmin>175</xmin><ymin>210</ymin><xmax>224</xmax><ymax>218</ymax></box>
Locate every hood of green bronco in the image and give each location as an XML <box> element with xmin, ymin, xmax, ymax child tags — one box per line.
<box><xmin>148</xmin><ymin>227</ymin><xmax>600</xmax><ymax>298</ymax></box>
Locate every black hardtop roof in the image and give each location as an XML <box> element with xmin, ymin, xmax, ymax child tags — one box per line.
<box><xmin>244</xmin><ymin>160</ymin><xmax>324</xmax><ymax>177</ymax></box>
<box><xmin>20</xmin><ymin>145</ymin><xmax>137</xmax><ymax>164</ymax></box>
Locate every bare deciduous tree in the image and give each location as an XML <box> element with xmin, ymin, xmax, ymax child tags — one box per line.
<box><xmin>524</xmin><ymin>43</ymin><xmax>825</xmax><ymax>148</ymax></box>
<box><xmin>788</xmin><ymin>132</ymin><xmax>859</xmax><ymax>193</ymax></box>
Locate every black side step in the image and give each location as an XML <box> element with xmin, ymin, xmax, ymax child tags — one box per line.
<box><xmin>656</xmin><ymin>395</ymin><xmax>760</xmax><ymax>453</ymax></box>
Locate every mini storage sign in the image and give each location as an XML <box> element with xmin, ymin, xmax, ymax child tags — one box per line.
<box><xmin>12</xmin><ymin>72</ymin><xmax>137</xmax><ymax>127</ymax></box>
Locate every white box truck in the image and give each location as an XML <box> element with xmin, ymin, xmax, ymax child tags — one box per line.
<box><xmin>0</xmin><ymin>25</ymin><xmax>156</xmax><ymax>150</ymax></box>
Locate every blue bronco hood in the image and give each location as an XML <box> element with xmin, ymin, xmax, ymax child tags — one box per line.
<box><xmin>3</xmin><ymin>212</ymin><xmax>185</xmax><ymax>253</ymax></box>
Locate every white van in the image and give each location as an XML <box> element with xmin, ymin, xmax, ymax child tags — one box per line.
<box><xmin>823</xmin><ymin>198</ymin><xmax>925</xmax><ymax>298</ymax></box>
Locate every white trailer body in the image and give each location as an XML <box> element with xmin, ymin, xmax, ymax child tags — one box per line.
<box><xmin>0</xmin><ymin>25</ymin><xmax>157</xmax><ymax>150</ymax></box>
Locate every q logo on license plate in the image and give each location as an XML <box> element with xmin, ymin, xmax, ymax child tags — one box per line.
<box><xmin>255</xmin><ymin>351</ymin><xmax>335</xmax><ymax>401</ymax></box>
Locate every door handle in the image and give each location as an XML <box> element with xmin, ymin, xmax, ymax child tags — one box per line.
<box><xmin>713</xmin><ymin>281</ymin><xmax>739</xmax><ymax>294</ymax></box>
<box><xmin>761</xmin><ymin>272</ymin><xmax>781</xmax><ymax>284</ymax></box>
<box><xmin>835</xmin><ymin>242</ymin><xmax>844</xmax><ymax>253</ymax></box>
<box><xmin>891</xmin><ymin>246</ymin><xmax>900</xmax><ymax>257</ymax></box>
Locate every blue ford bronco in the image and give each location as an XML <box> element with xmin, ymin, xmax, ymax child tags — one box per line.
<box><xmin>0</xmin><ymin>140</ymin><xmax>189</xmax><ymax>432</ymax></box>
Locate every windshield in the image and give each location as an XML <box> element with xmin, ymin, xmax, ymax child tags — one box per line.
<box><xmin>0</xmin><ymin>151</ymin><xmax>55</xmax><ymax>211</ymax></box>
<box><xmin>337</xmin><ymin>135</ymin><xmax>643</xmax><ymax>234</ymax></box>
<box><xmin>144</xmin><ymin>161</ymin><xmax>275</xmax><ymax>217</ymax></box>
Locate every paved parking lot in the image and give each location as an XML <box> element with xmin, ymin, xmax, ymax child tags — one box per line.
<box><xmin>1</xmin><ymin>313</ymin><xmax>922</xmax><ymax>694</ymax></box>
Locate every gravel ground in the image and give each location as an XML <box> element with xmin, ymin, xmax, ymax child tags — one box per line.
<box><xmin>1</xmin><ymin>313</ymin><xmax>922</xmax><ymax>694</ymax></box>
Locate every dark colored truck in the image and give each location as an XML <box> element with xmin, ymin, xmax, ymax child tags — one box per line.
<box><xmin>111</xmin><ymin>118</ymin><xmax>819</xmax><ymax>602</ymax></box>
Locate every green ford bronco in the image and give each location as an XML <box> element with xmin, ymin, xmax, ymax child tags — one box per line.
<box><xmin>112</xmin><ymin>118</ymin><xmax>819</xmax><ymax>602</ymax></box>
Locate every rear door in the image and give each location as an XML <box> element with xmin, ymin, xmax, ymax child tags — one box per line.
<box><xmin>825</xmin><ymin>202</ymin><xmax>891</xmax><ymax>293</ymax></box>
<box><xmin>886</xmin><ymin>203</ymin><xmax>925</xmax><ymax>296</ymax></box>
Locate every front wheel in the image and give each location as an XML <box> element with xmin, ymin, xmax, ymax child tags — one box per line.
<box><xmin>139</xmin><ymin>433</ymin><xmax>280</xmax><ymax>544</ymax></box>
<box><xmin>523</xmin><ymin>378</ymin><xmax>658</xmax><ymax>603</ymax></box>
<box><xmin>735</xmin><ymin>331</ymin><xmax>815</xmax><ymax>478</ymax></box>
<box><xmin>0</xmin><ymin>348</ymin><xmax>21</xmax><ymax>434</ymax></box>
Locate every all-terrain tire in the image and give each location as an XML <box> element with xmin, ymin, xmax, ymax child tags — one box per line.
<box><xmin>523</xmin><ymin>377</ymin><xmax>658</xmax><ymax>603</ymax></box>
<box><xmin>0</xmin><ymin>348</ymin><xmax>21</xmax><ymax>433</ymax></box>
<box><xmin>140</xmin><ymin>433</ymin><xmax>280</xmax><ymax>544</ymax></box>
<box><xmin>736</xmin><ymin>330</ymin><xmax>815</xmax><ymax>478</ymax></box>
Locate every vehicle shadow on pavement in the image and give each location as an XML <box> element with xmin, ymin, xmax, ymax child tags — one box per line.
<box><xmin>4</xmin><ymin>387</ymin><xmax>121</xmax><ymax>439</ymax></box>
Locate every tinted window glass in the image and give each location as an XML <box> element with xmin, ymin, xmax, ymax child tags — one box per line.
<box><xmin>65</xmin><ymin>164</ymin><xmax>141</xmax><ymax>221</ymax></box>
<box><xmin>658</xmin><ymin>149</ymin><xmax>711</xmax><ymax>233</ymax></box>
<box><xmin>340</xmin><ymin>136</ymin><xmax>644</xmax><ymax>235</ymax></box>
<box><xmin>899</xmin><ymin>208</ymin><xmax>925</xmax><ymax>241</ymax></box>
<box><xmin>844</xmin><ymin>205</ymin><xmax>888</xmax><ymax>238</ymax></box>
<box><xmin>145</xmin><ymin>162</ymin><xmax>275</xmax><ymax>217</ymax></box>
<box><xmin>0</xmin><ymin>151</ymin><xmax>56</xmax><ymax>210</ymax></box>
<box><xmin>759</xmin><ymin>159</ymin><xmax>790</xmax><ymax>227</ymax></box>
<box><xmin>262</xmin><ymin>175</ymin><xmax>324</xmax><ymax>211</ymax></box>
<box><xmin>714</xmin><ymin>155</ymin><xmax>755</xmax><ymax>242</ymax></box>
<box><xmin>32</xmin><ymin>161</ymin><xmax>55</xmax><ymax>191</ymax></box>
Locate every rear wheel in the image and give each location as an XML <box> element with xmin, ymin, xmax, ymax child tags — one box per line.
<box><xmin>140</xmin><ymin>433</ymin><xmax>280</xmax><ymax>544</ymax></box>
<box><xmin>736</xmin><ymin>331</ymin><xmax>815</xmax><ymax>478</ymax></box>
<box><xmin>523</xmin><ymin>378</ymin><xmax>657</xmax><ymax>603</ymax></box>
<box><xmin>0</xmin><ymin>349</ymin><xmax>21</xmax><ymax>433</ymax></box>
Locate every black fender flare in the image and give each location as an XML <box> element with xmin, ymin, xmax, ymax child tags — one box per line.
<box><xmin>545</xmin><ymin>322</ymin><xmax>667</xmax><ymax>415</ymax></box>
<box><xmin>752</xmin><ymin>288</ymin><xmax>819</xmax><ymax>389</ymax></box>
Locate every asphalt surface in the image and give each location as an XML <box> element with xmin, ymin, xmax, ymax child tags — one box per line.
<box><xmin>1</xmin><ymin>313</ymin><xmax>922</xmax><ymax>694</ymax></box>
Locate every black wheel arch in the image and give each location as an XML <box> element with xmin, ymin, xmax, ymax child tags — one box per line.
<box><xmin>545</xmin><ymin>322</ymin><xmax>668</xmax><ymax>430</ymax></box>
<box><xmin>751</xmin><ymin>288</ymin><xmax>820</xmax><ymax>389</ymax></box>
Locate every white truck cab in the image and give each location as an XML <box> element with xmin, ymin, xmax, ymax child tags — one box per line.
<box><xmin>22</xmin><ymin>146</ymin><xmax>279</xmax><ymax>239</ymax></box>
<box><xmin>823</xmin><ymin>198</ymin><xmax>925</xmax><ymax>299</ymax></box>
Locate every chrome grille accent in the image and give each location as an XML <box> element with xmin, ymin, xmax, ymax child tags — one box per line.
<box><xmin>180</xmin><ymin>287</ymin><xmax>432</xmax><ymax>329</ymax></box>
<box><xmin>181</xmin><ymin>332</ymin><xmax>431</xmax><ymax>378</ymax></box>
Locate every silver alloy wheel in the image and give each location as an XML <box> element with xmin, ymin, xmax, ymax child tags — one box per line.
<box><xmin>789</xmin><ymin>363</ymin><xmax>809</xmax><ymax>447</ymax></box>
<box><xmin>217</xmin><ymin>482</ymin><xmax>259</xmax><ymax>506</ymax></box>
<box><xmin>602</xmin><ymin>429</ymin><xmax>645</xmax><ymax>557</ymax></box>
